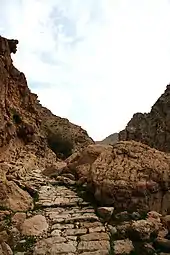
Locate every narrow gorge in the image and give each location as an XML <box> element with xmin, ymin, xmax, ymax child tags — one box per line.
<box><xmin>1</xmin><ymin>35</ymin><xmax>170</xmax><ymax>255</ymax></box>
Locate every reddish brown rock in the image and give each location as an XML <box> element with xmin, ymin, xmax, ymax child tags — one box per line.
<box><xmin>64</xmin><ymin>141</ymin><xmax>170</xmax><ymax>214</ymax></box>
<box><xmin>0</xmin><ymin>242</ymin><xmax>13</xmax><ymax>255</ymax></box>
<box><xmin>21</xmin><ymin>215</ymin><xmax>48</xmax><ymax>236</ymax></box>
<box><xmin>97</xmin><ymin>207</ymin><xmax>114</xmax><ymax>220</ymax></box>
<box><xmin>39</xmin><ymin>106</ymin><xmax>94</xmax><ymax>159</ymax></box>
<box><xmin>0</xmin><ymin>181</ymin><xmax>33</xmax><ymax>211</ymax></box>
<box><xmin>0</xmin><ymin>231</ymin><xmax>9</xmax><ymax>243</ymax></box>
<box><xmin>42</xmin><ymin>161</ymin><xmax>67</xmax><ymax>177</ymax></box>
<box><xmin>113</xmin><ymin>239</ymin><xmax>134</xmax><ymax>254</ymax></box>
<box><xmin>0</xmin><ymin>35</ymin><xmax>93</xmax><ymax>168</ymax></box>
<box><xmin>0</xmin><ymin>211</ymin><xmax>11</xmax><ymax>221</ymax></box>
<box><xmin>12</xmin><ymin>212</ymin><xmax>26</xmax><ymax>230</ymax></box>
<box><xmin>63</xmin><ymin>144</ymin><xmax>112</xmax><ymax>184</ymax></box>
<box><xmin>0</xmin><ymin>35</ymin><xmax>56</xmax><ymax>166</ymax></box>
<box><xmin>119</xmin><ymin>85</ymin><xmax>170</xmax><ymax>153</ymax></box>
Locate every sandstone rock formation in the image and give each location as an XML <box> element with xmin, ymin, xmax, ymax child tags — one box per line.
<box><xmin>62</xmin><ymin>141</ymin><xmax>170</xmax><ymax>214</ymax></box>
<box><xmin>119</xmin><ymin>85</ymin><xmax>170</xmax><ymax>152</ymax></box>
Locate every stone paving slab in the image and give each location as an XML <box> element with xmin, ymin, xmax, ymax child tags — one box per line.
<box><xmin>20</xmin><ymin>169</ymin><xmax>111</xmax><ymax>254</ymax></box>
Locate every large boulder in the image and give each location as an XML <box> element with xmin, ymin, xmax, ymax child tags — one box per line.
<box><xmin>0</xmin><ymin>181</ymin><xmax>33</xmax><ymax>211</ymax></box>
<box><xmin>63</xmin><ymin>141</ymin><xmax>170</xmax><ymax>214</ymax></box>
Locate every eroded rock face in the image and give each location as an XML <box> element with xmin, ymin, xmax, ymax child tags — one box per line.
<box><xmin>0</xmin><ymin>35</ymin><xmax>93</xmax><ymax>165</ymax></box>
<box><xmin>0</xmin><ymin>35</ymin><xmax>57</xmax><ymax>166</ymax></box>
<box><xmin>0</xmin><ymin>34</ymin><xmax>94</xmax><ymax>167</ymax></box>
<box><xmin>64</xmin><ymin>141</ymin><xmax>170</xmax><ymax>214</ymax></box>
<box><xmin>0</xmin><ymin>181</ymin><xmax>33</xmax><ymax>211</ymax></box>
<box><xmin>39</xmin><ymin>106</ymin><xmax>94</xmax><ymax>159</ymax></box>
<box><xmin>119</xmin><ymin>85</ymin><xmax>170</xmax><ymax>153</ymax></box>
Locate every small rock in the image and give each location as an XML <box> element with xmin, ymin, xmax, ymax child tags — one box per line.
<box><xmin>78</xmin><ymin>240</ymin><xmax>110</xmax><ymax>253</ymax></box>
<box><xmin>8</xmin><ymin>227</ymin><xmax>20</xmax><ymax>248</ymax></box>
<box><xmin>113</xmin><ymin>239</ymin><xmax>134</xmax><ymax>254</ymax></box>
<box><xmin>62</xmin><ymin>173</ymin><xmax>75</xmax><ymax>180</ymax></box>
<box><xmin>12</xmin><ymin>212</ymin><xmax>26</xmax><ymax>230</ymax></box>
<box><xmin>34</xmin><ymin>237</ymin><xmax>76</xmax><ymax>254</ymax></box>
<box><xmin>0</xmin><ymin>242</ymin><xmax>13</xmax><ymax>255</ymax></box>
<box><xmin>162</xmin><ymin>215</ymin><xmax>170</xmax><ymax>231</ymax></box>
<box><xmin>97</xmin><ymin>207</ymin><xmax>114</xmax><ymax>219</ymax></box>
<box><xmin>131</xmin><ymin>212</ymin><xmax>141</xmax><ymax>220</ymax></box>
<box><xmin>142</xmin><ymin>243</ymin><xmax>157</xmax><ymax>254</ymax></box>
<box><xmin>0</xmin><ymin>230</ymin><xmax>9</xmax><ymax>243</ymax></box>
<box><xmin>80</xmin><ymin>232</ymin><xmax>109</xmax><ymax>241</ymax></box>
<box><xmin>147</xmin><ymin>211</ymin><xmax>162</xmax><ymax>220</ymax></box>
<box><xmin>21</xmin><ymin>215</ymin><xmax>48</xmax><ymax>236</ymax></box>
<box><xmin>51</xmin><ymin>229</ymin><xmax>61</xmax><ymax>236</ymax></box>
<box><xmin>107</xmin><ymin>225</ymin><xmax>117</xmax><ymax>235</ymax></box>
<box><xmin>154</xmin><ymin>237</ymin><xmax>170</xmax><ymax>253</ymax></box>
<box><xmin>116</xmin><ymin>223</ymin><xmax>131</xmax><ymax>239</ymax></box>
<box><xmin>56</xmin><ymin>176</ymin><xmax>75</xmax><ymax>186</ymax></box>
<box><xmin>6</xmin><ymin>175</ymin><xmax>14</xmax><ymax>181</ymax></box>
<box><xmin>128</xmin><ymin>219</ymin><xmax>157</xmax><ymax>241</ymax></box>
<box><xmin>114</xmin><ymin>211</ymin><xmax>130</xmax><ymax>222</ymax></box>
<box><xmin>0</xmin><ymin>211</ymin><xmax>11</xmax><ymax>221</ymax></box>
<box><xmin>42</xmin><ymin>162</ymin><xmax>67</xmax><ymax>177</ymax></box>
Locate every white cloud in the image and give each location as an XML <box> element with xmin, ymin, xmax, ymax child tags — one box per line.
<box><xmin>0</xmin><ymin>0</ymin><xmax>170</xmax><ymax>140</ymax></box>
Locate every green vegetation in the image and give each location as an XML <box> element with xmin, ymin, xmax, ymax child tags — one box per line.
<box><xmin>14</xmin><ymin>236</ymin><xmax>36</xmax><ymax>253</ymax></box>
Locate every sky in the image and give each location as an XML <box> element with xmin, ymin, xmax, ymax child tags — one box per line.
<box><xmin>0</xmin><ymin>0</ymin><xmax>170</xmax><ymax>140</ymax></box>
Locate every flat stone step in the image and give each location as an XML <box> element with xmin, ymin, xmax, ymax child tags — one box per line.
<box><xmin>16</xmin><ymin>171</ymin><xmax>111</xmax><ymax>254</ymax></box>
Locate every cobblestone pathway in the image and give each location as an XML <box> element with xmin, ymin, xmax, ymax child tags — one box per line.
<box><xmin>20</xmin><ymin>169</ymin><xmax>111</xmax><ymax>255</ymax></box>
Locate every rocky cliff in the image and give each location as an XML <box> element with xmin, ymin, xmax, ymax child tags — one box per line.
<box><xmin>0</xmin><ymin>35</ymin><xmax>93</xmax><ymax>164</ymax></box>
<box><xmin>119</xmin><ymin>85</ymin><xmax>170</xmax><ymax>152</ymax></box>
<box><xmin>1</xmin><ymin>35</ymin><xmax>170</xmax><ymax>255</ymax></box>
<box><xmin>0</xmin><ymin>35</ymin><xmax>56</xmax><ymax>166</ymax></box>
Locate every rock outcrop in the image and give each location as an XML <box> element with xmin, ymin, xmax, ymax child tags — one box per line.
<box><xmin>62</xmin><ymin>141</ymin><xmax>170</xmax><ymax>214</ymax></box>
<box><xmin>119</xmin><ymin>85</ymin><xmax>170</xmax><ymax>152</ymax></box>
<box><xmin>38</xmin><ymin>106</ymin><xmax>94</xmax><ymax>159</ymax></box>
<box><xmin>0</xmin><ymin>35</ymin><xmax>93</xmax><ymax>165</ymax></box>
<box><xmin>0</xmin><ymin>35</ymin><xmax>56</xmax><ymax>166</ymax></box>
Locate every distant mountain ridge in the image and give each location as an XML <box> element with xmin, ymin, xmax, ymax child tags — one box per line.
<box><xmin>96</xmin><ymin>133</ymin><xmax>118</xmax><ymax>145</ymax></box>
<box><xmin>119</xmin><ymin>85</ymin><xmax>170</xmax><ymax>153</ymax></box>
